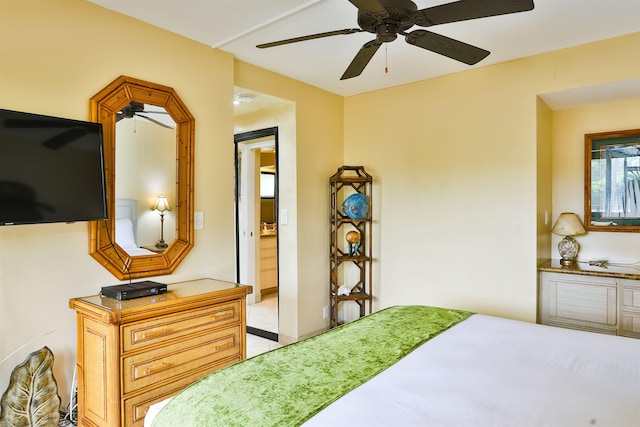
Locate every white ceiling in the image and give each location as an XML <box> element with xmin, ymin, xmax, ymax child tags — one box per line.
<box><xmin>89</xmin><ymin>0</ymin><xmax>640</xmax><ymax>98</ymax></box>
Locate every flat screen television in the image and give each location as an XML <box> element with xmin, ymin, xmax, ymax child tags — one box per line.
<box><xmin>0</xmin><ymin>108</ymin><xmax>108</xmax><ymax>226</ymax></box>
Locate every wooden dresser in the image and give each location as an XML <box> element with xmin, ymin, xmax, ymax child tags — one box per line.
<box><xmin>259</xmin><ymin>235</ymin><xmax>278</xmax><ymax>295</ymax></box>
<box><xmin>69</xmin><ymin>278</ymin><xmax>252</xmax><ymax>427</ymax></box>
<box><xmin>538</xmin><ymin>259</ymin><xmax>640</xmax><ymax>338</ymax></box>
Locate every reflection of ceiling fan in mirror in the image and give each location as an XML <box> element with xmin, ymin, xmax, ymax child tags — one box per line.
<box><xmin>2</xmin><ymin>115</ymin><xmax>90</xmax><ymax>150</ymax></box>
<box><xmin>257</xmin><ymin>0</ymin><xmax>534</xmax><ymax>80</ymax></box>
<box><xmin>116</xmin><ymin>102</ymin><xmax>175</xmax><ymax>129</ymax></box>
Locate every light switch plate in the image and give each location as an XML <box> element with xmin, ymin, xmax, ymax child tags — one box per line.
<box><xmin>194</xmin><ymin>211</ymin><xmax>204</xmax><ymax>229</ymax></box>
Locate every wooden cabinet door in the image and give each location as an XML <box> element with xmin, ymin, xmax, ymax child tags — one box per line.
<box><xmin>540</xmin><ymin>272</ymin><xmax>617</xmax><ymax>334</ymax></box>
<box><xmin>621</xmin><ymin>280</ymin><xmax>640</xmax><ymax>337</ymax></box>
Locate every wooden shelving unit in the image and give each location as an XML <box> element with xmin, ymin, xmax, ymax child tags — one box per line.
<box><xmin>329</xmin><ymin>166</ymin><xmax>372</xmax><ymax>328</ymax></box>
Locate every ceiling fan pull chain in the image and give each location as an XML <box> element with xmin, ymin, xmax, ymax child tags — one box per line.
<box><xmin>385</xmin><ymin>44</ymin><xmax>388</xmax><ymax>74</ymax></box>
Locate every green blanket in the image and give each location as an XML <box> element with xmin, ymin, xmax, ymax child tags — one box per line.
<box><xmin>151</xmin><ymin>305</ymin><xmax>472</xmax><ymax>427</ymax></box>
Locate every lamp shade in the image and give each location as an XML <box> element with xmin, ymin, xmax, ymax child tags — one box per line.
<box><xmin>152</xmin><ymin>195</ymin><xmax>171</xmax><ymax>213</ymax></box>
<box><xmin>551</xmin><ymin>213</ymin><xmax>586</xmax><ymax>237</ymax></box>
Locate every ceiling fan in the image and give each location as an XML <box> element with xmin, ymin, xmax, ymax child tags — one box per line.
<box><xmin>257</xmin><ymin>0</ymin><xmax>534</xmax><ymax>80</ymax></box>
<box><xmin>116</xmin><ymin>102</ymin><xmax>174</xmax><ymax>129</ymax></box>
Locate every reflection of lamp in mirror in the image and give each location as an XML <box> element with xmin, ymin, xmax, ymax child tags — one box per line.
<box><xmin>551</xmin><ymin>212</ymin><xmax>587</xmax><ymax>266</ymax></box>
<box><xmin>152</xmin><ymin>195</ymin><xmax>171</xmax><ymax>249</ymax></box>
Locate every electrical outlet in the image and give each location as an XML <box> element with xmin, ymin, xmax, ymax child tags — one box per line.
<box><xmin>323</xmin><ymin>306</ymin><xmax>329</xmax><ymax>319</ymax></box>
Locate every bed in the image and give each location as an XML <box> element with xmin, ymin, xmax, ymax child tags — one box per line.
<box><xmin>115</xmin><ymin>199</ymin><xmax>156</xmax><ymax>255</ymax></box>
<box><xmin>145</xmin><ymin>305</ymin><xmax>640</xmax><ymax>427</ymax></box>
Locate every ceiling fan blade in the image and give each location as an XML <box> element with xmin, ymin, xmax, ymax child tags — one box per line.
<box><xmin>42</xmin><ymin>128</ymin><xmax>88</xmax><ymax>150</ymax></box>
<box><xmin>141</xmin><ymin>109</ymin><xmax>169</xmax><ymax>115</ymax></box>
<box><xmin>414</xmin><ymin>0</ymin><xmax>534</xmax><ymax>27</ymax></box>
<box><xmin>136</xmin><ymin>113</ymin><xmax>174</xmax><ymax>129</ymax></box>
<box><xmin>257</xmin><ymin>29</ymin><xmax>364</xmax><ymax>48</ymax></box>
<box><xmin>405</xmin><ymin>30</ymin><xmax>489</xmax><ymax>65</ymax></box>
<box><xmin>341</xmin><ymin>40</ymin><xmax>382</xmax><ymax>80</ymax></box>
<box><xmin>4</xmin><ymin>119</ymin><xmax>76</xmax><ymax>128</ymax></box>
<box><xmin>348</xmin><ymin>0</ymin><xmax>389</xmax><ymax>18</ymax></box>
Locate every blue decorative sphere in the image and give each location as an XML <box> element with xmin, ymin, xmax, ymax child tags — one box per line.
<box><xmin>342</xmin><ymin>193</ymin><xmax>368</xmax><ymax>219</ymax></box>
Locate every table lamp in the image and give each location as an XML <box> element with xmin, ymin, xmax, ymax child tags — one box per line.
<box><xmin>152</xmin><ymin>195</ymin><xmax>171</xmax><ymax>249</ymax></box>
<box><xmin>551</xmin><ymin>212</ymin><xmax>586</xmax><ymax>266</ymax></box>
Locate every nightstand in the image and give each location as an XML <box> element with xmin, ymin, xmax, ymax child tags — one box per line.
<box><xmin>140</xmin><ymin>245</ymin><xmax>166</xmax><ymax>254</ymax></box>
<box><xmin>538</xmin><ymin>259</ymin><xmax>640</xmax><ymax>338</ymax></box>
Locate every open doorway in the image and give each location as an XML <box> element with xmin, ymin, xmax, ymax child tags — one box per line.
<box><xmin>235</xmin><ymin>127</ymin><xmax>279</xmax><ymax>341</ymax></box>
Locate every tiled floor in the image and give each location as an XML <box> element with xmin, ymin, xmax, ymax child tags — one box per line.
<box><xmin>246</xmin><ymin>292</ymin><xmax>281</xmax><ymax>357</ymax></box>
<box><xmin>246</xmin><ymin>332</ymin><xmax>282</xmax><ymax>358</ymax></box>
<box><xmin>246</xmin><ymin>292</ymin><xmax>278</xmax><ymax>334</ymax></box>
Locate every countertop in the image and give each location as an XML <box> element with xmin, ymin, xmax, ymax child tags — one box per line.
<box><xmin>538</xmin><ymin>259</ymin><xmax>640</xmax><ymax>280</ymax></box>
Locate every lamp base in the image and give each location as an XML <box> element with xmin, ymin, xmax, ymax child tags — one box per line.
<box><xmin>557</xmin><ymin>235</ymin><xmax>579</xmax><ymax>265</ymax></box>
<box><xmin>559</xmin><ymin>258</ymin><xmax>577</xmax><ymax>267</ymax></box>
<box><xmin>156</xmin><ymin>241</ymin><xmax>168</xmax><ymax>249</ymax></box>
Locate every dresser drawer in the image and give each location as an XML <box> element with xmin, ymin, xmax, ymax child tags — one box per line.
<box><xmin>71</xmin><ymin>279</ymin><xmax>250</xmax><ymax>427</ymax></box>
<box><xmin>122</xmin><ymin>300</ymin><xmax>240</xmax><ymax>352</ymax></box>
<box><xmin>122</xmin><ymin>325</ymin><xmax>240</xmax><ymax>394</ymax></box>
<box><xmin>260</xmin><ymin>247</ymin><xmax>277</xmax><ymax>259</ymax></box>
<box><xmin>622</xmin><ymin>312</ymin><xmax>640</xmax><ymax>337</ymax></box>
<box><xmin>261</xmin><ymin>257</ymin><xmax>277</xmax><ymax>270</ymax></box>
<box><xmin>123</xmin><ymin>356</ymin><xmax>240</xmax><ymax>427</ymax></box>
<box><xmin>623</xmin><ymin>284</ymin><xmax>640</xmax><ymax>309</ymax></box>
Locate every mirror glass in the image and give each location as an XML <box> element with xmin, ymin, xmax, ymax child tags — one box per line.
<box><xmin>585</xmin><ymin>128</ymin><xmax>640</xmax><ymax>232</ymax></box>
<box><xmin>235</xmin><ymin>128</ymin><xmax>279</xmax><ymax>339</ymax></box>
<box><xmin>89</xmin><ymin>76</ymin><xmax>194</xmax><ymax>280</ymax></box>
<box><xmin>115</xmin><ymin>104</ymin><xmax>177</xmax><ymax>252</ymax></box>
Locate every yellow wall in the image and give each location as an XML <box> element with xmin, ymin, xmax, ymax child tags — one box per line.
<box><xmin>551</xmin><ymin>98</ymin><xmax>640</xmax><ymax>258</ymax></box>
<box><xmin>344</xmin><ymin>34</ymin><xmax>640</xmax><ymax>320</ymax></box>
<box><xmin>1</xmin><ymin>0</ymin><xmax>639</xmax><ymax>408</ymax></box>
<box><xmin>0</xmin><ymin>0</ymin><xmax>343</xmax><ymax>402</ymax></box>
<box><xmin>234</xmin><ymin>101</ymin><xmax>302</xmax><ymax>341</ymax></box>
<box><xmin>235</xmin><ymin>61</ymin><xmax>345</xmax><ymax>339</ymax></box>
<box><xmin>536</xmin><ymin>98</ymin><xmax>553</xmax><ymax>266</ymax></box>
<box><xmin>0</xmin><ymin>0</ymin><xmax>234</xmax><ymax>402</ymax></box>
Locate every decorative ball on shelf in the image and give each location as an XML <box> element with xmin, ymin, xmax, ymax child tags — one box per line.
<box><xmin>346</xmin><ymin>230</ymin><xmax>360</xmax><ymax>256</ymax></box>
<box><xmin>342</xmin><ymin>193</ymin><xmax>368</xmax><ymax>219</ymax></box>
<box><xmin>346</xmin><ymin>230</ymin><xmax>360</xmax><ymax>244</ymax></box>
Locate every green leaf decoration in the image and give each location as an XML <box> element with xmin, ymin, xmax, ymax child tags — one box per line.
<box><xmin>0</xmin><ymin>346</ymin><xmax>61</xmax><ymax>427</ymax></box>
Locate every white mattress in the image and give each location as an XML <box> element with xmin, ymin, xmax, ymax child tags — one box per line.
<box><xmin>146</xmin><ymin>314</ymin><xmax>640</xmax><ymax>426</ymax></box>
<box><xmin>304</xmin><ymin>315</ymin><xmax>640</xmax><ymax>426</ymax></box>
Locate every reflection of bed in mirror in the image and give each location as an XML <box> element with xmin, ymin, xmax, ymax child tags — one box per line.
<box><xmin>115</xmin><ymin>199</ymin><xmax>156</xmax><ymax>256</ymax></box>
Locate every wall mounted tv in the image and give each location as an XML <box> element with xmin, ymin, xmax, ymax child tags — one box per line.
<box><xmin>0</xmin><ymin>108</ymin><xmax>107</xmax><ymax>226</ymax></box>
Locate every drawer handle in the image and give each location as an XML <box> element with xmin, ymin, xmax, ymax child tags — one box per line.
<box><xmin>140</xmin><ymin>329</ymin><xmax>170</xmax><ymax>340</ymax></box>
<box><xmin>143</xmin><ymin>362</ymin><xmax>171</xmax><ymax>376</ymax></box>
<box><xmin>215</xmin><ymin>340</ymin><xmax>233</xmax><ymax>351</ymax></box>
<box><xmin>142</xmin><ymin>329</ymin><xmax>171</xmax><ymax>340</ymax></box>
<box><xmin>213</xmin><ymin>310</ymin><xmax>234</xmax><ymax>321</ymax></box>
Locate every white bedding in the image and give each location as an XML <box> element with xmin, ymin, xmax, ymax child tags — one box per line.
<box><xmin>115</xmin><ymin>218</ymin><xmax>155</xmax><ymax>256</ymax></box>
<box><xmin>146</xmin><ymin>314</ymin><xmax>640</xmax><ymax>426</ymax></box>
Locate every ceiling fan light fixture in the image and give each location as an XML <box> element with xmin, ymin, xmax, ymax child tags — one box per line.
<box><xmin>234</xmin><ymin>94</ymin><xmax>255</xmax><ymax>104</ymax></box>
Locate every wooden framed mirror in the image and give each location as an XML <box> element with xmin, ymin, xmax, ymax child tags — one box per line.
<box><xmin>89</xmin><ymin>76</ymin><xmax>194</xmax><ymax>279</ymax></box>
<box><xmin>585</xmin><ymin>128</ymin><xmax>640</xmax><ymax>233</ymax></box>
